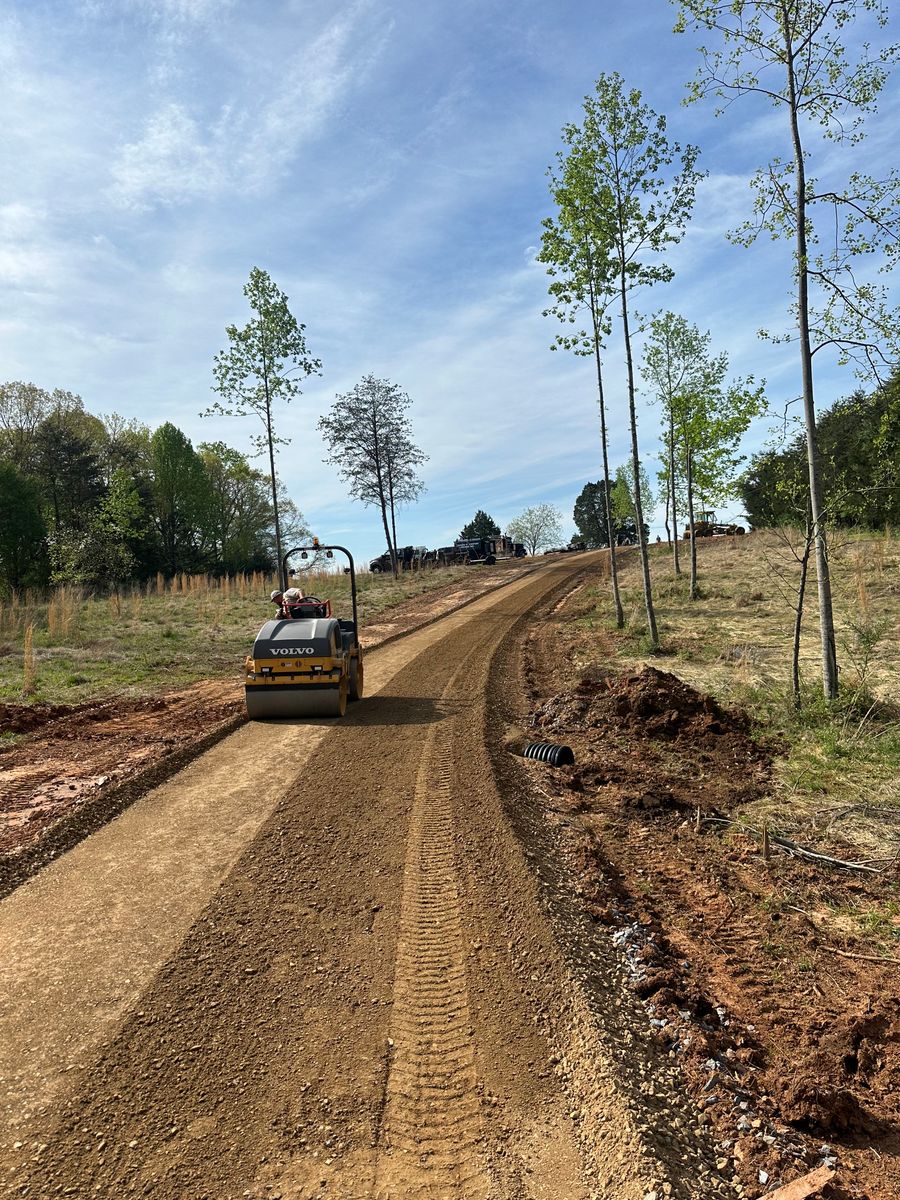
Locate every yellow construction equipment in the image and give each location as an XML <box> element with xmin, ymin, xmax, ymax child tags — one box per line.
<box><xmin>244</xmin><ymin>541</ymin><xmax>363</xmax><ymax>719</ymax></box>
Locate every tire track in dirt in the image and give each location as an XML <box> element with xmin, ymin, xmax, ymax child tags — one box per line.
<box><xmin>0</xmin><ymin>563</ymin><xmax>568</xmax><ymax>1172</ymax></box>
<box><xmin>375</xmin><ymin>730</ymin><xmax>489</xmax><ymax>1197</ymax></box>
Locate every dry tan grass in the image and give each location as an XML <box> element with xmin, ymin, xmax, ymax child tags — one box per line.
<box><xmin>599</xmin><ymin>530</ymin><xmax>900</xmax><ymax>702</ymax></box>
<box><xmin>21</xmin><ymin>623</ymin><xmax>35</xmax><ymax>697</ymax></box>
<box><xmin>0</xmin><ymin>563</ymin><xmax>478</xmax><ymax>704</ymax></box>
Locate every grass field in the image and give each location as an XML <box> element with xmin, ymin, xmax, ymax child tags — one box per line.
<box><xmin>0</xmin><ymin>565</ymin><xmax>475</xmax><ymax>707</ymax></box>
<box><xmin>573</xmin><ymin>529</ymin><xmax>900</xmax><ymax>861</ymax></box>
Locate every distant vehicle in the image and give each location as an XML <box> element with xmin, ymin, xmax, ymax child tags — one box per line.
<box><xmin>369</xmin><ymin>545</ymin><xmax>428</xmax><ymax>572</ymax></box>
<box><xmin>368</xmin><ymin>536</ymin><xmax>526</xmax><ymax>572</ymax></box>
<box><xmin>615</xmin><ymin>518</ymin><xmax>650</xmax><ymax>546</ymax></box>
<box><xmin>682</xmin><ymin>510</ymin><xmax>745</xmax><ymax>539</ymax></box>
<box><xmin>455</xmin><ymin>535</ymin><xmax>526</xmax><ymax>565</ymax></box>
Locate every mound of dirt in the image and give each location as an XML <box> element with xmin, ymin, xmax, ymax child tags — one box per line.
<box><xmin>776</xmin><ymin>1006</ymin><xmax>900</xmax><ymax>1137</ymax></box>
<box><xmin>0</xmin><ymin>702</ymin><xmax>84</xmax><ymax>735</ymax></box>
<box><xmin>538</xmin><ymin>665</ymin><xmax>749</xmax><ymax>741</ymax></box>
<box><xmin>531</xmin><ymin>666</ymin><xmax>770</xmax><ymax>815</ymax></box>
<box><xmin>586</xmin><ymin>666</ymin><xmax>751</xmax><ymax>739</ymax></box>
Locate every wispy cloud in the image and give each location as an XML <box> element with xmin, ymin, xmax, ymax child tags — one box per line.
<box><xmin>3</xmin><ymin>0</ymin><xmax>899</xmax><ymax>558</ymax></box>
<box><xmin>105</xmin><ymin>4</ymin><xmax>390</xmax><ymax>210</ymax></box>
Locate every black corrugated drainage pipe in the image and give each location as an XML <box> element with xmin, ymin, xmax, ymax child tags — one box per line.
<box><xmin>521</xmin><ymin>742</ymin><xmax>575</xmax><ymax>768</ymax></box>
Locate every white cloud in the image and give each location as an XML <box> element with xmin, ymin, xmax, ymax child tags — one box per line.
<box><xmin>4</xmin><ymin>0</ymin><xmax>899</xmax><ymax>562</ymax></box>
<box><xmin>108</xmin><ymin>103</ymin><xmax>224</xmax><ymax>210</ymax></box>
<box><xmin>148</xmin><ymin>0</ymin><xmax>235</xmax><ymax>22</ymax></box>
<box><xmin>237</xmin><ymin>7</ymin><xmax>382</xmax><ymax>182</ymax></box>
<box><xmin>78</xmin><ymin>0</ymin><xmax>235</xmax><ymax>28</ymax></box>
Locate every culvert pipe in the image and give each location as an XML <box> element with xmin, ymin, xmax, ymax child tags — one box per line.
<box><xmin>521</xmin><ymin>742</ymin><xmax>575</xmax><ymax>768</ymax></box>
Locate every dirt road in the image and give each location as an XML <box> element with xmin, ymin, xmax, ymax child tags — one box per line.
<box><xmin>1</xmin><ymin>556</ymin><xmax>730</xmax><ymax>1199</ymax></box>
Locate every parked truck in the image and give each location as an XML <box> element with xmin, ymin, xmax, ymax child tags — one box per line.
<box><xmin>368</xmin><ymin>536</ymin><xmax>526</xmax><ymax>573</ymax></box>
<box><xmin>454</xmin><ymin>535</ymin><xmax>526</xmax><ymax>565</ymax></box>
<box><xmin>368</xmin><ymin>545</ymin><xmax>428</xmax><ymax>572</ymax></box>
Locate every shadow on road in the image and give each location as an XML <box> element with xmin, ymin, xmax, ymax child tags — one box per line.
<box><xmin>270</xmin><ymin>694</ymin><xmax>467</xmax><ymax>729</ymax></box>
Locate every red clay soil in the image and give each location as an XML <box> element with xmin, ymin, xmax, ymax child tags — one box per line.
<box><xmin>524</xmin><ymin>659</ymin><xmax>900</xmax><ymax>1200</ymax></box>
<box><xmin>533</xmin><ymin>666</ymin><xmax>771</xmax><ymax>814</ymax></box>
<box><xmin>0</xmin><ymin>682</ymin><xmax>243</xmax><ymax>855</ymax></box>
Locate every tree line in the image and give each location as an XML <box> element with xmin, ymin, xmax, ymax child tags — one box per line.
<box><xmin>539</xmin><ymin>1</ymin><xmax>900</xmax><ymax>698</ymax></box>
<box><xmin>0</xmin><ymin>382</ymin><xmax>308</xmax><ymax>593</ymax></box>
<box><xmin>741</xmin><ymin>374</ymin><xmax>900</xmax><ymax>531</ymax></box>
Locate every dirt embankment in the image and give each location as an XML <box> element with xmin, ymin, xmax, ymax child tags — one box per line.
<box><xmin>520</xmin><ymin>636</ymin><xmax>900</xmax><ymax>1200</ymax></box>
<box><xmin>533</xmin><ymin>666</ymin><xmax>771</xmax><ymax>814</ymax></box>
<box><xmin>0</xmin><ymin>683</ymin><xmax>242</xmax><ymax>858</ymax></box>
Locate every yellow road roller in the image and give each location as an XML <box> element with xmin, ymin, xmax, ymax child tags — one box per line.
<box><xmin>244</xmin><ymin>541</ymin><xmax>363</xmax><ymax>719</ymax></box>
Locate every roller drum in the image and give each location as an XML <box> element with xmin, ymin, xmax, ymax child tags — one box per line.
<box><xmin>245</xmin><ymin>683</ymin><xmax>347</xmax><ymax>720</ymax></box>
<box><xmin>349</xmin><ymin>657</ymin><xmax>363</xmax><ymax>702</ymax></box>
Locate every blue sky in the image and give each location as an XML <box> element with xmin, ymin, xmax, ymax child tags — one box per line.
<box><xmin>2</xmin><ymin>0</ymin><xmax>898</xmax><ymax>562</ymax></box>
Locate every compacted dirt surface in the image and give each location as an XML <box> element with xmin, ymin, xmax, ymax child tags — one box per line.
<box><xmin>0</xmin><ymin>560</ymin><xmax>536</xmax><ymax>889</ymax></box>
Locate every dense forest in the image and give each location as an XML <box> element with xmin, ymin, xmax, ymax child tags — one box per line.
<box><xmin>0</xmin><ymin>381</ymin><xmax>307</xmax><ymax>594</ymax></box>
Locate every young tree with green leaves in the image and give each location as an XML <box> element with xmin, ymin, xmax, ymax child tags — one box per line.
<box><xmin>506</xmin><ymin>504</ymin><xmax>564</xmax><ymax>556</ymax></box>
<box><xmin>539</xmin><ymin>141</ymin><xmax>624</xmax><ymax>626</ymax></box>
<box><xmin>318</xmin><ymin>376</ymin><xmax>426</xmax><ymax>578</ymax></box>
<box><xmin>561</xmin><ymin>73</ymin><xmax>703</xmax><ymax>646</ymax></box>
<box><xmin>207</xmin><ymin>267</ymin><xmax>321</xmax><ymax>582</ymax></box>
<box><xmin>679</xmin><ymin>378</ymin><xmax>766</xmax><ymax>599</ymax></box>
<box><xmin>642</xmin><ymin>311</ymin><xmax>765</xmax><ymax>597</ymax></box>
<box><xmin>459</xmin><ymin>510</ymin><xmax>501</xmax><ymax>540</ymax></box>
<box><xmin>641</xmin><ymin>311</ymin><xmax>707</xmax><ymax>577</ymax></box>
<box><xmin>674</xmin><ymin>0</ymin><xmax>900</xmax><ymax>694</ymax></box>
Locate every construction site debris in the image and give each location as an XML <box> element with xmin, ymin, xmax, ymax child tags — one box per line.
<box><xmin>765</xmin><ymin>1166</ymin><xmax>836</xmax><ymax>1199</ymax></box>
